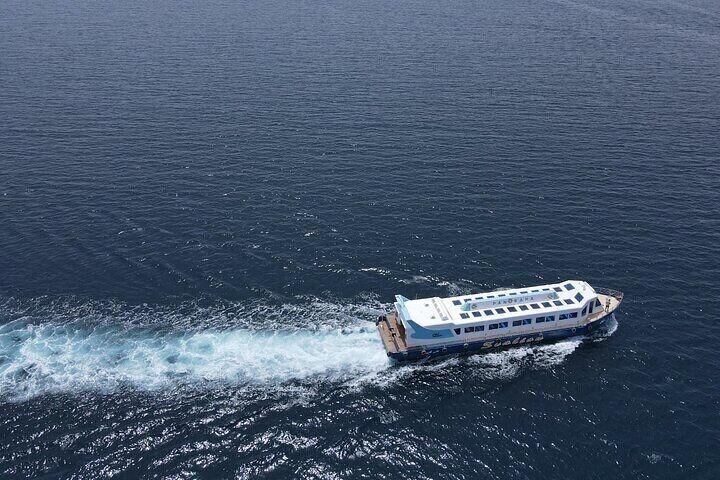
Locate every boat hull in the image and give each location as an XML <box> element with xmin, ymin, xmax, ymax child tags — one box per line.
<box><xmin>385</xmin><ymin>313</ymin><xmax>613</xmax><ymax>362</ymax></box>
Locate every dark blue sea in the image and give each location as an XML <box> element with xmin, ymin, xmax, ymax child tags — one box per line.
<box><xmin>1</xmin><ymin>0</ymin><xmax>719</xmax><ymax>478</ymax></box>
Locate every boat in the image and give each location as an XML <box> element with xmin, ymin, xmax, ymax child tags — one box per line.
<box><xmin>376</xmin><ymin>280</ymin><xmax>623</xmax><ymax>361</ymax></box>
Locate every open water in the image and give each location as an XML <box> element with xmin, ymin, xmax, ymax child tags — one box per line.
<box><xmin>1</xmin><ymin>0</ymin><xmax>719</xmax><ymax>478</ymax></box>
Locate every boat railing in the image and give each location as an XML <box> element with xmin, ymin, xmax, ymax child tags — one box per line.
<box><xmin>594</xmin><ymin>287</ymin><xmax>624</xmax><ymax>302</ymax></box>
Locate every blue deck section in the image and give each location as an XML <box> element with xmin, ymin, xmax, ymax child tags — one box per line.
<box><xmin>388</xmin><ymin>314</ymin><xmax>611</xmax><ymax>362</ymax></box>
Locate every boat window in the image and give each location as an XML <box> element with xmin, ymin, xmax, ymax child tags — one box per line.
<box><xmin>487</xmin><ymin>295</ymin><xmax>495</xmax><ymax>298</ymax></box>
<box><xmin>542</xmin><ymin>288</ymin><xmax>550</xmax><ymax>291</ymax></box>
<box><xmin>553</xmin><ymin>300</ymin><xmax>563</xmax><ymax>306</ymax></box>
<box><xmin>536</xmin><ymin>316</ymin><xmax>545</xmax><ymax>323</ymax></box>
<box><xmin>489</xmin><ymin>323</ymin><xmax>498</xmax><ymax>330</ymax></box>
<box><xmin>531</xmin><ymin>303</ymin><xmax>541</xmax><ymax>309</ymax></box>
<box><xmin>465</xmin><ymin>327</ymin><xmax>474</xmax><ymax>333</ymax></box>
<box><xmin>523</xmin><ymin>318</ymin><xmax>532</xmax><ymax>325</ymax></box>
<box><xmin>564</xmin><ymin>299</ymin><xmax>574</xmax><ymax>305</ymax></box>
<box><xmin>510</xmin><ymin>292</ymin><xmax>517</xmax><ymax>295</ymax></box>
<box><xmin>546</xmin><ymin>315</ymin><xmax>555</xmax><ymax>322</ymax></box>
<box><xmin>454</xmin><ymin>328</ymin><xmax>461</xmax><ymax>335</ymax></box>
<box><xmin>564</xmin><ymin>283</ymin><xmax>575</xmax><ymax>291</ymax></box>
<box><xmin>519</xmin><ymin>305</ymin><xmax>529</xmax><ymax>311</ymax></box>
<box><xmin>460</xmin><ymin>313</ymin><xmax>469</xmax><ymax>319</ymax></box>
<box><xmin>595</xmin><ymin>299</ymin><xmax>601</xmax><ymax>308</ymax></box>
<box><xmin>542</xmin><ymin>302</ymin><xmax>551</xmax><ymax>307</ymax></box>
<box><xmin>472</xmin><ymin>311</ymin><xmax>482</xmax><ymax>317</ymax></box>
<box><xmin>553</xmin><ymin>287</ymin><xmax>562</xmax><ymax>292</ymax></box>
<box><xmin>452</xmin><ymin>300</ymin><xmax>462</xmax><ymax>306</ymax></box>
<box><xmin>559</xmin><ymin>314</ymin><xmax>568</xmax><ymax>320</ymax></box>
<box><xmin>520</xmin><ymin>291</ymin><xmax>528</xmax><ymax>294</ymax></box>
<box><xmin>464</xmin><ymin>298</ymin><xmax>472</xmax><ymax>302</ymax></box>
<box><xmin>496</xmin><ymin>308</ymin><xmax>506</xmax><ymax>314</ymax></box>
<box><xmin>531</xmin><ymin>289</ymin><xmax>539</xmax><ymax>292</ymax></box>
<box><xmin>475</xmin><ymin>325</ymin><xmax>485</xmax><ymax>332</ymax></box>
<box><xmin>574</xmin><ymin>293</ymin><xmax>584</xmax><ymax>302</ymax></box>
<box><xmin>499</xmin><ymin>322</ymin><xmax>508</xmax><ymax>328</ymax></box>
<box><xmin>569</xmin><ymin>312</ymin><xmax>578</xmax><ymax>318</ymax></box>
<box><xmin>484</xmin><ymin>309</ymin><xmax>494</xmax><ymax>315</ymax></box>
<box><xmin>498</xmin><ymin>294</ymin><xmax>506</xmax><ymax>297</ymax></box>
<box><xmin>507</xmin><ymin>306</ymin><xmax>517</xmax><ymax>312</ymax></box>
<box><xmin>513</xmin><ymin>320</ymin><xmax>522</xmax><ymax>326</ymax></box>
<box><xmin>588</xmin><ymin>302</ymin><xmax>594</xmax><ymax>313</ymax></box>
<box><xmin>582</xmin><ymin>306</ymin><xmax>587</xmax><ymax>316</ymax></box>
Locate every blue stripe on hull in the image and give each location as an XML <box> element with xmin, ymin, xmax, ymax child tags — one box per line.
<box><xmin>389</xmin><ymin>315</ymin><xmax>611</xmax><ymax>362</ymax></box>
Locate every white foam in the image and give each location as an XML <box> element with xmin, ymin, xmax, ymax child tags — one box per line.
<box><xmin>466</xmin><ymin>337</ymin><xmax>585</xmax><ymax>380</ymax></box>
<box><xmin>0</xmin><ymin>320</ymin><xmax>390</xmax><ymax>400</ymax></box>
<box><xmin>592</xmin><ymin>314</ymin><xmax>619</xmax><ymax>340</ymax></box>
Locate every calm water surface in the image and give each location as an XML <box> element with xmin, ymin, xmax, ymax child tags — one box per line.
<box><xmin>1</xmin><ymin>0</ymin><xmax>719</xmax><ymax>478</ymax></box>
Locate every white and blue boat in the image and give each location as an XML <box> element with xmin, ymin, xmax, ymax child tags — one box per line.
<box><xmin>376</xmin><ymin>280</ymin><xmax>623</xmax><ymax>361</ymax></box>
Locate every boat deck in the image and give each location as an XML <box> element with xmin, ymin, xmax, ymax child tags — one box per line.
<box><xmin>377</xmin><ymin>313</ymin><xmax>411</xmax><ymax>356</ymax></box>
<box><xmin>586</xmin><ymin>292</ymin><xmax>622</xmax><ymax>323</ymax></box>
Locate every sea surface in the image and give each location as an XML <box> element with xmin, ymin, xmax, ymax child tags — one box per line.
<box><xmin>1</xmin><ymin>0</ymin><xmax>719</xmax><ymax>478</ymax></box>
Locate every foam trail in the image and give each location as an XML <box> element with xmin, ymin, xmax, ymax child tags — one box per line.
<box><xmin>0</xmin><ymin>321</ymin><xmax>390</xmax><ymax>400</ymax></box>
<box><xmin>0</xmin><ymin>294</ymin><xmax>620</xmax><ymax>400</ymax></box>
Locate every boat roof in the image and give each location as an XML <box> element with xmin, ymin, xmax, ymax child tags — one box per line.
<box><xmin>397</xmin><ymin>280</ymin><xmax>597</xmax><ymax>328</ymax></box>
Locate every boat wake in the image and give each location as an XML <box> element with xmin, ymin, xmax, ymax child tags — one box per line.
<box><xmin>0</xmin><ymin>297</ymin><xmax>619</xmax><ymax>401</ymax></box>
<box><xmin>0</xmin><ymin>322</ymin><xmax>390</xmax><ymax>401</ymax></box>
<box><xmin>466</xmin><ymin>315</ymin><xmax>619</xmax><ymax>381</ymax></box>
<box><xmin>0</xmin><ymin>296</ymin><xmax>391</xmax><ymax>401</ymax></box>
<box><xmin>468</xmin><ymin>337</ymin><xmax>585</xmax><ymax>380</ymax></box>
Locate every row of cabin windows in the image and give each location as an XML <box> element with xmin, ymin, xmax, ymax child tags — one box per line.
<box><xmin>454</xmin><ymin>311</ymin><xmax>584</xmax><ymax>335</ymax></box>
<box><xmin>464</xmin><ymin>325</ymin><xmax>485</xmax><ymax>333</ymax></box>
<box><xmin>512</xmin><ymin>318</ymin><xmax>533</xmax><ymax>327</ymax></box>
<box><xmin>450</xmin><ymin>286</ymin><xmax>566</xmax><ymax>306</ymax></box>
<box><xmin>451</xmin><ymin>283</ymin><xmax>578</xmax><ymax>307</ymax></box>
<box><xmin>489</xmin><ymin>322</ymin><xmax>509</xmax><ymax>330</ymax></box>
<box><xmin>458</xmin><ymin>298</ymin><xmax>577</xmax><ymax>319</ymax></box>
<box><xmin>453</xmin><ymin>293</ymin><xmax>588</xmax><ymax>319</ymax></box>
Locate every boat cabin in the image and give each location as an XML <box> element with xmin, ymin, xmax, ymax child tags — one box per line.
<box><xmin>393</xmin><ymin>280</ymin><xmax>603</xmax><ymax>348</ymax></box>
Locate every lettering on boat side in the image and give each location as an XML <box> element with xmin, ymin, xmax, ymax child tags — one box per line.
<box><xmin>481</xmin><ymin>336</ymin><xmax>544</xmax><ymax>349</ymax></box>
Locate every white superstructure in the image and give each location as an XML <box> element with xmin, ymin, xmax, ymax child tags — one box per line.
<box><xmin>394</xmin><ymin>280</ymin><xmax>604</xmax><ymax>348</ymax></box>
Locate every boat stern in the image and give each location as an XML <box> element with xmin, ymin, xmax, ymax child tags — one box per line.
<box><xmin>376</xmin><ymin>312</ymin><xmax>409</xmax><ymax>359</ymax></box>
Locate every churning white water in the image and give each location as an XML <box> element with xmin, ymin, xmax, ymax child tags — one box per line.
<box><xmin>0</xmin><ymin>320</ymin><xmax>390</xmax><ymax>399</ymax></box>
